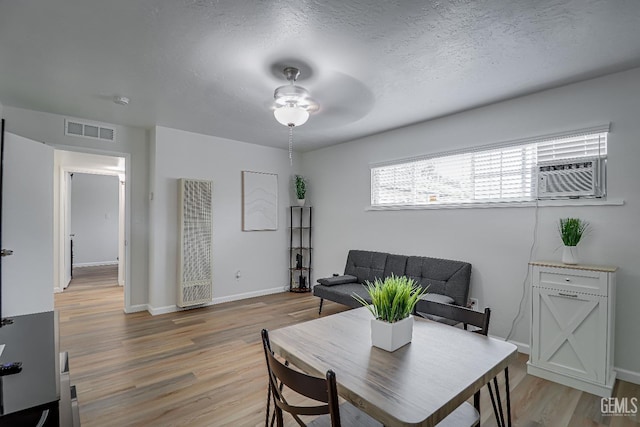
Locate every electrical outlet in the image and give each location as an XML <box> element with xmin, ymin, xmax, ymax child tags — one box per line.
<box><xmin>468</xmin><ymin>298</ymin><xmax>479</xmax><ymax>311</ymax></box>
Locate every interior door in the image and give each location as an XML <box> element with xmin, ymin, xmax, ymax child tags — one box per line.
<box><xmin>63</xmin><ymin>171</ymin><xmax>72</xmax><ymax>287</ymax></box>
<box><xmin>1</xmin><ymin>131</ymin><xmax>54</xmax><ymax>317</ymax></box>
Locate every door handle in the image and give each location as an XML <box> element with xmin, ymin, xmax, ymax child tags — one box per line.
<box><xmin>1</xmin><ymin>249</ymin><xmax>14</xmax><ymax>257</ymax></box>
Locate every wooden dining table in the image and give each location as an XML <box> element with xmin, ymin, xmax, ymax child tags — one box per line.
<box><xmin>268</xmin><ymin>307</ymin><xmax>518</xmax><ymax>427</ymax></box>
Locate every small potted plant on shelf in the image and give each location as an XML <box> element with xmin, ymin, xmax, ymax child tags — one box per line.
<box><xmin>294</xmin><ymin>175</ymin><xmax>306</xmax><ymax>206</ymax></box>
<box><xmin>353</xmin><ymin>274</ymin><xmax>427</xmax><ymax>352</ymax></box>
<box><xmin>559</xmin><ymin>217</ymin><xmax>589</xmax><ymax>264</ymax></box>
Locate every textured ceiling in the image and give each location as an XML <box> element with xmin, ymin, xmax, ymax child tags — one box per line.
<box><xmin>1</xmin><ymin>0</ymin><xmax>639</xmax><ymax>152</ymax></box>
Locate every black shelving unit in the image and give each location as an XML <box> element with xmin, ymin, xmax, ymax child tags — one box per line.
<box><xmin>289</xmin><ymin>205</ymin><xmax>312</xmax><ymax>292</ymax></box>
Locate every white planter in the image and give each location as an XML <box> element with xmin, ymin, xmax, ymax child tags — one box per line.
<box><xmin>370</xmin><ymin>315</ymin><xmax>414</xmax><ymax>352</ymax></box>
<box><xmin>296</xmin><ymin>198</ymin><xmax>306</xmax><ymax>207</ymax></box>
<box><xmin>562</xmin><ymin>245</ymin><xmax>579</xmax><ymax>264</ymax></box>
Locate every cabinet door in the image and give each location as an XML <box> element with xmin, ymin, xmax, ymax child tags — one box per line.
<box><xmin>531</xmin><ymin>287</ymin><xmax>607</xmax><ymax>383</ymax></box>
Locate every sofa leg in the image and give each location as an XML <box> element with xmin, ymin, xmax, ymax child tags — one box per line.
<box><xmin>318</xmin><ymin>298</ymin><xmax>324</xmax><ymax>315</ymax></box>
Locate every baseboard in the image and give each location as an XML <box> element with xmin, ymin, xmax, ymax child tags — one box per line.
<box><xmin>508</xmin><ymin>339</ymin><xmax>530</xmax><ymax>355</ymax></box>
<box><xmin>147</xmin><ymin>286</ymin><xmax>286</xmax><ymax>316</ymax></box>
<box><xmin>148</xmin><ymin>304</ymin><xmax>178</xmax><ymax>315</ymax></box>
<box><xmin>615</xmin><ymin>367</ymin><xmax>640</xmax><ymax>385</ymax></box>
<box><xmin>211</xmin><ymin>286</ymin><xmax>285</xmax><ymax>305</ymax></box>
<box><xmin>73</xmin><ymin>261</ymin><xmax>118</xmax><ymax>268</ymax></box>
<box><xmin>54</xmin><ymin>287</ymin><xmax>63</xmax><ymax>294</ymax></box>
<box><xmin>124</xmin><ymin>304</ymin><xmax>149</xmax><ymax>314</ymax></box>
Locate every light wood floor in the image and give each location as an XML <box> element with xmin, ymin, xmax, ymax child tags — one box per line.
<box><xmin>55</xmin><ymin>266</ymin><xmax>639</xmax><ymax>426</ymax></box>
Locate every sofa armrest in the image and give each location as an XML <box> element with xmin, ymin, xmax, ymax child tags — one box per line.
<box><xmin>317</xmin><ymin>275</ymin><xmax>358</xmax><ymax>286</ymax></box>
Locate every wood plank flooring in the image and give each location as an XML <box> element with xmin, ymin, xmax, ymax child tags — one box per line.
<box><xmin>55</xmin><ymin>267</ymin><xmax>639</xmax><ymax>426</ymax></box>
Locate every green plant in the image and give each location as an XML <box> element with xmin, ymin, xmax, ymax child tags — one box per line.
<box><xmin>353</xmin><ymin>274</ymin><xmax>428</xmax><ymax>323</ymax></box>
<box><xmin>559</xmin><ymin>217</ymin><xmax>589</xmax><ymax>246</ymax></box>
<box><xmin>295</xmin><ymin>175</ymin><xmax>306</xmax><ymax>199</ymax></box>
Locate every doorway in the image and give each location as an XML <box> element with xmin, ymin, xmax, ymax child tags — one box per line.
<box><xmin>54</xmin><ymin>149</ymin><xmax>128</xmax><ymax>309</ymax></box>
<box><xmin>68</xmin><ymin>172</ymin><xmax>121</xmax><ymax>287</ymax></box>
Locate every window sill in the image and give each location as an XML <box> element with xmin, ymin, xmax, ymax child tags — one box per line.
<box><xmin>366</xmin><ymin>198</ymin><xmax>625</xmax><ymax>211</ymax></box>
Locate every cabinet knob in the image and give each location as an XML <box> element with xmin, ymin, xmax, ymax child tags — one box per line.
<box><xmin>565</xmin><ymin>278</ymin><xmax>571</xmax><ymax>282</ymax></box>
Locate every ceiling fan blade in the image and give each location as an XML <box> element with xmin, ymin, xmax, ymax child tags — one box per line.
<box><xmin>307</xmin><ymin>71</ymin><xmax>375</xmax><ymax>128</ymax></box>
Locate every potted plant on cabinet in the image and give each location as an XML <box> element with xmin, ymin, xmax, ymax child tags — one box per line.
<box><xmin>559</xmin><ymin>217</ymin><xmax>589</xmax><ymax>264</ymax></box>
<box><xmin>353</xmin><ymin>274</ymin><xmax>427</xmax><ymax>352</ymax></box>
<box><xmin>294</xmin><ymin>175</ymin><xmax>306</xmax><ymax>206</ymax></box>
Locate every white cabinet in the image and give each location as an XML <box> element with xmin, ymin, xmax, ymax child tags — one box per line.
<box><xmin>528</xmin><ymin>261</ymin><xmax>616</xmax><ymax>397</ymax></box>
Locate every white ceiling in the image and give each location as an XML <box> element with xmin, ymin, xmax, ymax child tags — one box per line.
<box><xmin>1</xmin><ymin>0</ymin><xmax>639</xmax><ymax>152</ymax></box>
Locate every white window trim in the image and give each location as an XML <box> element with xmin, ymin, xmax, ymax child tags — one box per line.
<box><xmin>369</xmin><ymin>124</ymin><xmax>611</xmax><ymax>210</ymax></box>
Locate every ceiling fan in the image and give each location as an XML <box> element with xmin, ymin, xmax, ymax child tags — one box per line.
<box><xmin>267</xmin><ymin>61</ymin><xmax>375</xmax><ymax>162</ymax></box>
<box><xmin>271</xmin><ymin>66</ymin><xmax>319</xmax><ymax>163</ymax></box>
<box><xmin>272</xmin><ymin>66</ymin><xmax>318</xmax><ymax>128</ymax></box>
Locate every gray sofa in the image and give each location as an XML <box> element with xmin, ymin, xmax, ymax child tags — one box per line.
<box><xmin>313</xmin><ymin>250</ymin><xmax>472</xmax><ymax>316</ymax></box>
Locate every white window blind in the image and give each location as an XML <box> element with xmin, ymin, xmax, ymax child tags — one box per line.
<box><xmin>371</xmin><ymin>130</ymin><xmax>607</xmax><ymax>207</ymax></box>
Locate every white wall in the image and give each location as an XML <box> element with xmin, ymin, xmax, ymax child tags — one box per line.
<box><xmin>148</xmin><ymin>126</ymin><xmax>301</xmax><ymax>313</ymax></box>
<box><xmin>302</xmin><ymin>67</ymin><xmax>640</xmax><ymax>378</ymax></box>
<box><xmin>2</xmin><ymin>106</ymin><xmax>149</xmax><ymax>307</ymax></box>
<box><xmin>71</xmin><ymin>173</ymin><xmax>119</xmax><ymax>266</ymax></box>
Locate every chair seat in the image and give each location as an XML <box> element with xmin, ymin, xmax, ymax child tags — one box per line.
<box><xmin>307</xmin><ymin>401</ymin><xmax>478</xmax><ymax>427</ymax></box>
<box><xmin>307</xmin><ymin>401</ymin><xmax>381</xmax><ymax>426</ymax></box>
<box><xmin>436</xmin><ymin>401</ymin><xmax>480</xmax><ymax>427</ymax></box>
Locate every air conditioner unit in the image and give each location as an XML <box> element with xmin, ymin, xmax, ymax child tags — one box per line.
<box><xmin>536</xmin><ymin>157</ymin><xmax>605</xmax><ymax>199</ymax></box>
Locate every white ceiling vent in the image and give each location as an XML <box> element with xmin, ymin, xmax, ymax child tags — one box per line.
<box><xmin>65</xmin><ymin>118</ymin><xmax>116</xmax><ymax>142</ymax></box>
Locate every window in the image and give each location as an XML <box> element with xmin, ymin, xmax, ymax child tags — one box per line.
<box><xmin>371</xmin><ymin>128</ymin><xmax>608</xmax><ymax>207</ymax></box>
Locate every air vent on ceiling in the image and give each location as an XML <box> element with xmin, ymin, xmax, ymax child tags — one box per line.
<box><xmin>64</xmin><ymin>119</ymin><xmax>116</xmax><ymax>142</ymax></box>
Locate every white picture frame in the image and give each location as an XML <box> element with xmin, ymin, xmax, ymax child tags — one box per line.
<box><xmin>242</xmin><ymin>171</ymin><xmax>278</xmax><ymax>231</ymax></box>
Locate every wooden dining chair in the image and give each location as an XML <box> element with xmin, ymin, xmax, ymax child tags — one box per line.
<box><xmin>262</xmin><ymin>328</ymin><xmax>479</xmax><ymax>427</ymax></box>
<box><xmin>261</xmin><ymin>328</ymin><xmax>380</xmax><ymax>427</ymax></box>
<box><xmin>414</xmin><ymin>300</ymin><xmax>512</xmax><ymax>427</ymax></box>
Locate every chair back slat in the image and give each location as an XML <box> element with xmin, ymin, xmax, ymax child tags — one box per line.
<box><xmin>266</xmin><ymin>348</ymin><xmax>330</xmax><ymax>404</ymax></box>
<box><xmin>415</xmin><ymin>300</ymin><xmax>491</xmax><ymax>336</ymax></box>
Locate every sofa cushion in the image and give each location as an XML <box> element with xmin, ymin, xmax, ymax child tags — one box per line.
<box><xmin>383</xmin><ymin>254</ymin><xmax>408</xmax><ymax>279</ymax></box>
<box><xmin>344</xmin><ymin>250</ymin><xmax>387</xmax><ymax>284</ymax></box>
<box><xmin>405</xmin><ymin>256</ymin><xmax>472</xmax><ymax>306</ymax></box>
<box><xmin>313</xmin><ymin>282</ymin><xmax>370</xmax><ymax>309</ymax></box>
<box><xmin>317</xmin><ymin>275</ymin><xmax>358</xmax><ymax>286</ymax></box>
<box><xmin>421</xmin><ymin>293</ymin><xmax>455</xmax><ymax>305</ymax></box>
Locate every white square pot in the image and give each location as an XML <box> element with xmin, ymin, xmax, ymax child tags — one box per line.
<box><xmin>370</xmin><ymin>315</ymin><xmax>414</xmax><ymax>352</ymax></box>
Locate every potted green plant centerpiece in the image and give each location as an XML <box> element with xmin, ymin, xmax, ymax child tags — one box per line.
<box><xmin>294</xmin><ymin>175</ymin><xmax>306</xmax><ymax>206</ymax></box>
<box><xmin>353</xmin><ymin>274</ymin><xmax>427</xmax><ymax>352</ymax></box>
<box><xmin>559</xmin><ymin>217</ymin><xmax>589</xmax><ymax>264</ymax></box>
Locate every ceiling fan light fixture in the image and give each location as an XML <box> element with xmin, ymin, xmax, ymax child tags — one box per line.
<box><xmin>273</xmin><ymin>84</ymin><xmax>311</xmax><ymax>107</ymax></box>
<box><xmin>274</xmin><ymin>104</ymin><xmax>309</xmax><ymax>127</ymax></box>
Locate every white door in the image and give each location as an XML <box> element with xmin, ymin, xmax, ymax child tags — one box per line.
<box><xmin>63</xmin><ymin>171</ymin><xmax>72</xmax><ymax>288</ymax></box>
<box><xmin>531</xmin><ymin>287</ymin><xmax>606</xmax><ymax>383</ymax></box>
<box><xmin>1</xmin><ymin>132</ymin><xmax>54</xmax><ymax>317</ymax></box>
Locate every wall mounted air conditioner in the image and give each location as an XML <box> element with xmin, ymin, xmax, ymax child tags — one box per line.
<box><xmin>177</xmin><ymin>178</ymin><xmax>213</xmax><ymax>308</ymax></box>
<box><xmin>536</xmin><ymin>157</ymin><xmax>605</xmax><ymax>199</ymax></box>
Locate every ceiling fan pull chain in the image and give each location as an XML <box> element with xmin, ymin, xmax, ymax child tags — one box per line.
<box><xmin>288</xmin><ymin>125</ymin><xmax>294</xmax><ymax>165</ymax></box>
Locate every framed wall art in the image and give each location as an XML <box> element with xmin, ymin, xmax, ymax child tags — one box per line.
<box><xmin>242</xmin><ymin>171</ymin><xmax>278</xmax><ymax>231</ymax></box>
